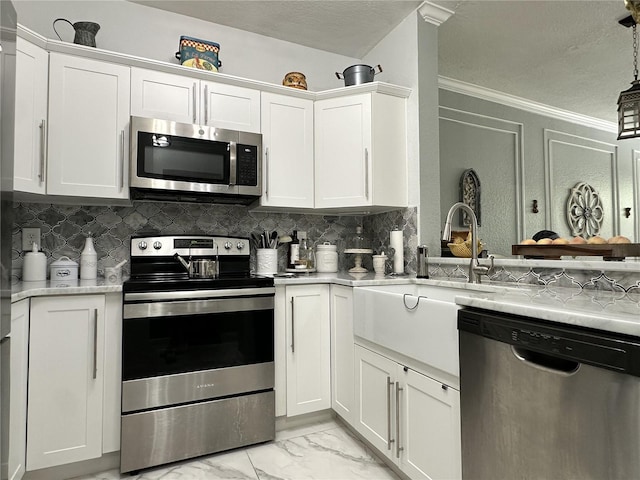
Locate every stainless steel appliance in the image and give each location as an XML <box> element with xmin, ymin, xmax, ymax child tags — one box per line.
<box><xmin>121</xmin><ymin>235</ymin><xmax>275</xmax><ymax>473</ymax></box>
<box><xmin>458</xmin><ymin>308</ymin><xmax>640</xmax><ymax>480</ymax></box>
<box><xmin>0</xmin><ymin>3</ymin><xmax>16</xmax><ymax>479</ymax></box>
<box><xmin>130</xmin><ymin>116</ymin><xmax>262</xmax><ymax>204</ymax></box>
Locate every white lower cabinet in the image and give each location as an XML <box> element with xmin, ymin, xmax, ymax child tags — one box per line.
<box><xmin>9</xmin><ymin>300</ymin><xmax>29</xmax><ymax>480</ymax></box>
<box><xmin>330</xmin><ymin>285</ymin><xmax>354</xmax><ymax>423</ymax></box>
<box><xmin>26</xmin><ymin>293</ymin><xmax>122</xmax><ymax>471</ymax></box>
<box><xmin>282</xmin><ymin>284</ymin><xmax>331</xmax><ymax>417</ymax></box>
<box><xmin>354</xmin><ymin>344</ymin><xmax>461</xmax><ymax>480</ymax></box>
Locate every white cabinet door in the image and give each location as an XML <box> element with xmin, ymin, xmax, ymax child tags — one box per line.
<box><xmin>202</xmin><ymin>81</ymin><xmax>260</xmax><ymax>133</ymax></box>
<box><xmin>330</xmin><ymin>285</ymin><xmax>354</xmax><ymax>423</ymax></box>
<box><xmin>8</xmin><ymin>299</ymin><xmax>29</xmax><ymax>480</ymax></box>
<box><xmin>315</xmin><ymin>94</ymin><xmax>371</xmax><ymax>208</ymax></box>
<box><xmin>314</xmin><ymin>92</ymin><xmax>407</xmax><ymax>209</ymax></box>
<box><xmin>47</xmin><ymin>53</ymin><xmax>130</xmax><ymax>199</ymax></box>
<box><xmin>130</xmin><ymin>67</ymin><xmax>198</xmax><ymax>124</ymax></box>
<box><xmin>27</xmin><ymin>295</ymin><xmax>106</xmax><ymax>470</ymax></box>
<box><xmin>285</xmin><ymin>284</ymin><xmax>330</xmax><ymax>416</ymax></box>
<box><xmin>399</xmin><ymin>368</ymin><xmax>461</xmax><ymax>480</ymax></box>
<box><xmin>14</xmin><ymin>38</ymin><xmax>48</xmax><ymax>194</ymax></box>
<box><xmin>260</xmin><ymin>93</ymin><xmax>314</xmax><ymax>208</ymax></box>
<box><xmin>354</xmin><ymin>345</ymin><xmax>395</xmax><ymax>459</ymax></box>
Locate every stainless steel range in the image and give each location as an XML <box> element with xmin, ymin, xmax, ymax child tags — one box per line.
<box><xmin>120</xmin><ymin>235</ymin><xmax>275</xmax><ymax>474</ymax></box>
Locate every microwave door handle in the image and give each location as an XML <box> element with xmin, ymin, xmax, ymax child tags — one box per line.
<box><xmin>192</xmin><ymin>82</ymin><xmax>197</xmax><ymax>124</ymax></box>
<box><xmin>228</xmin><ymin>143</ymin><xmax>236</xmax><ymax>186</ymax></box>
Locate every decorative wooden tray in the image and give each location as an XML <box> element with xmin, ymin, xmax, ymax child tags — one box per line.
<box><xmin>511</xmin><ymin>243</ymin><xmax>640</xmax><ymax>261</ymax></box>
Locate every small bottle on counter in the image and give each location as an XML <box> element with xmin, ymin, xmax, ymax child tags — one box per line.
<box><xmin>288</xmin><ymin>230</ymin><xmax>300</xmax><ymax>269</ymax></box>
<box><xmin>298</xmin><ymin>233</ymin><xmax>315</xmax><ymax>269</ymax></box>
<box><xmin>80</xmin><ymin>236</ymin><xmax>98</xmax><ymax>280</ymax></box>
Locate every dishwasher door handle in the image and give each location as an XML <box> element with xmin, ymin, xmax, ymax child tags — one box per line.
<box><xmin>511</xmin><ymin>346</ymin><xmax>580</xmax><ymax>376</ymax></box>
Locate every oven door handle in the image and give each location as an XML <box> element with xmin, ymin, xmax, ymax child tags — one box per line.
<box><xmin>124</xmin><ymin>294</ymin><xmax>274</xmax><ymax>319</ymax></box>
<box><xmin>124</xmin><ymin>287</ymin><xmax>275</xmax><ymax>302</ymax></box>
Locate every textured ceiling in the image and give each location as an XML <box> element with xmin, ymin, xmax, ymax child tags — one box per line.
<box><xmin>128</xmin><ymin>0</ymin><xmax>422</xmax><ymax>58</ymax></box>
<box><xmin>130</xmin><ymin>0</ymin><xmax>632</xmax><ymax>123</ymax></box>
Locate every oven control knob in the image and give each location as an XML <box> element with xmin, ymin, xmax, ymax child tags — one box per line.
<box><xmin>153</xmin><ymin>241</ymin><xmax>162</xmax><ymax>250</ymax></box>
<box><xmin>224</xmin><ymin>241</ymin><xmax>233</xmax><ymax>250</ymax></box>
<box><xmin>237</xmin><ymin>241</ymin><xmax>245</xmax><ymax>250</ymax></box>
<box><xmin>137</xmin><ymin>241</ymin><xmax>148</xmax><ymax>250</ymax></box>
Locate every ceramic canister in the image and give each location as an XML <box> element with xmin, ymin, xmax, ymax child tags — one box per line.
<box><xmin>50</xmin><ymin>256</ymin><xmax>79</xmax><ymax>281</ymax></box>
<box><xmin>23</xmin><ymin>243</ymin><xmax>47</xmax><ymax>282</ymax></box>
<box><xmin>315</xmin><ymin>242</ymin><xmax>338</xmax><ymax>273</ymax></box>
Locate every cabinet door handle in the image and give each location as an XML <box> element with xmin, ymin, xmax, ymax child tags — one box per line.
<box><xmin>387</xmin><ymin>376</ymin><xmax>395</xmax><ymax>450</ymax></box>
<box><xmin>192</xmin><ymin>82</ymin><xmax>197</xmax><ymax>124</ymax></box>
<box><xmin>265</xmin><ymin>147</ymin><xmax>269</xmax><ymax>198</ymax></box>
<box><xmin>364</xmin><ymin>147</ymin><xmax>369</xmax><ymax>200</ymax></box>
<box><xmin>119</xmin><ymin>130</ymin><xmax>125</xmax><ymax>192</ymax></box>
<box><xmin>38</xmin><ymin>119</ymin><xmax>46</xmax><ymax>185</ymax></box>
<box><xmin>204</xmin><ymin>84</ymin><xmax>209</xmax><ymax>125</ymax></box>
<box><xmin>290</xmin><ymin>297</ymin><xmax>295</xmax><ymax>353</ymax></box>
<box><xmin>396</xmin><ymin>381</ymin><xmax>404</xmax><ymax>458</ymax></box>
<box><xmin>92</xmin><ymin>308</ymin><xmax>98</xmax><ymax>379</ymax></box>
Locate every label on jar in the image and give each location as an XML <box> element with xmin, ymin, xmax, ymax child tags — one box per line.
<box><xmin>289</xmin><ymin>244</ymin><xmax>299</xmax><ymax>266</ymax></box>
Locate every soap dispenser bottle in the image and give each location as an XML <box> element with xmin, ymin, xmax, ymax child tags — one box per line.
<box><xmin>80</xmin><ymin>236</ymin><xmax>98</xmax><ymax>280</ymax></box>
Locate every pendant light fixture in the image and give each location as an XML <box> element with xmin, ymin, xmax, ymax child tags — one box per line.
<box><xmin>618</xmin><ymin>3</ymin><xmax>640</xmax><ymax>139</ymax></box>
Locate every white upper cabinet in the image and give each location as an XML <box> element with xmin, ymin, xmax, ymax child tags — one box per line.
<box><xmin>131</xmin><ymin>67</ymin><xmax>261</xmax><ymax>133</ymax></box>
<box><xmin>47</xmin><ymin>53</ymin><xmax>130</xmax><ymax>199</ymax></box>
<box><xmin>260</xmin><ymin>93</ymin><xmax>314</xmax><ymax>208</ymax></box>
<box><xmin>314</xmin><ymin>92</ymin><xmax>407</xmax><ymax>209</ymax></box>
<box><xmin>14</xmin><ymin>38</ymin><xmax>48</xmax><ymax>194</ymax></box>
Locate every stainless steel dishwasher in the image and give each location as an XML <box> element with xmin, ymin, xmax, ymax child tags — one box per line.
<box><xmin>458</xmin><ymin>308</ymin><xmax>640</xmax><ymax>480</ymax></box>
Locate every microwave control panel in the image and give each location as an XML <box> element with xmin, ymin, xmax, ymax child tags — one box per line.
<box><xmin>236</xmin><ymin>144</ymin><xmax>258</xmax><ymax>186</ymax></box>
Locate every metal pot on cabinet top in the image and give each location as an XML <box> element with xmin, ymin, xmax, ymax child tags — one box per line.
<box><xmin>336</xmin><ymin>64</ymin><xmax>382</xmax><ymax>86</ymax></box>
<box><xmin>53</xmin><ymin>18</ymin><xmax>100</xmax><ymax>47</ymax></box>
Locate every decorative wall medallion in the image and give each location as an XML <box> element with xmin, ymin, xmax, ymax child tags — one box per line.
<box><xmin>566</xmin><ymin>182</ymin><xmax>603</xmax><ymax>237</ymax></box>
<box><xmin>459</xmin><ymin>168</ymin><xmax>481</xmax><ymax>226</ymax></box>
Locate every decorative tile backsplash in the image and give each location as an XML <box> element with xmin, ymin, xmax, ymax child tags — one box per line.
<box><xmin>12</xmin><ymin>201</ymin><xmax>418</xmax><ymax>280</ymax></box>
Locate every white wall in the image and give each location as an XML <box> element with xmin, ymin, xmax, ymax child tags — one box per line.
<box><xmin>13</xmin><ymin>0</ymin><xmax>361</xmax><ymax>91</ymax></box>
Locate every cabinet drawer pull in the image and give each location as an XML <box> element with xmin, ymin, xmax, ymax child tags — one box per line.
<box><xmin>290</xmin><ymin>297</ymin><xmax>295</xmax><ymax>353</ymax></box>
<box><xmin>387</xmin><ymin>376</ymin><xmax>395</xmax><ymax>450</ymax></box>
<box><xmin>92</xmin><ymin>308</ymin><xmax>98</xmax><ymax>379</ymax></box>
<box><xmin>396</xmin><ymin>381</ymin><xmax>404</xmax><ymax>458</ymax></box>
<box><xmin>265</xmin><ymin>147</ymin><xmax>269</xmax><ymax>198</ymax></box>
<box><xmin>39</xmin><ymin>119</ymin><xmax>46</xmax><ymax>184</ymax></box>
<box><xmin>364</xmin><ymin>148</ymin><xmax>369</xmax><ymax>200</ymax></box>
<box><xmin>119</xmin><ymin>130</ymin><xmax>125</xmax><ymax>192</ymax></box>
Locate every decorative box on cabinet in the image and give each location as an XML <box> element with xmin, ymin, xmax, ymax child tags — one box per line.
<box><xmin>283</xmin><ymin>284</ymin><xmax>331</xmax><ymax>417</ymax></box>
<box><xmin>14</xmin><ymin>38</ymin><xmax>48</xmax><ymax>195</ymax></box>
<box><xmin>47</xmin><ymin>53</ymin><xmax>130</xmax><ymax>199</ymax></box>
<box><xmin>259</xmin><ymin>92</ymin><xmax>314</xmax><ymax>208</ymax></box>
<box><xmin>130</xmin><ymin>67</ymin><xmax>261</xmax><ymax>133</ymax></box>
<box><xmin>9</xmin><ymin>299</ymin><xmax>29</xmax><ymax>480</ymax></box>
<box><xmin>314</xmin><ymin>92</ymin><xmax>407</xmax><ymax>210</ymax></box>
<box><xmin>354</xmin><ymin>344</ymin><xmax>461</xmax><ymax>480</ymax></box>
<box><xmin>26</xmin><ymin>293</ymin><xmax>122</xmax><ymax>471</ymax></box>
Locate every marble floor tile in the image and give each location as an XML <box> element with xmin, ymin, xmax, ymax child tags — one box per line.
<box><xmin>247</xmin><ymin>427</ymin><xmax>398</xmax><ymax>480</ymax></box>
<box><xmin>69</xmin><ymin>421</ymin><xmax>399</xmax><ymax>480</ymax></box>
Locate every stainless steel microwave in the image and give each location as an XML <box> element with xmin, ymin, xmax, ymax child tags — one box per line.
<box><xmin>130</xmin><ymin>116</ymin><xmax>262</xmax><ymax>204</ymax></box>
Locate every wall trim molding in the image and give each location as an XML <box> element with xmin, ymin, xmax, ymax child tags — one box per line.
<box><xmin>439</xmin><ymin>107</ymin><xmax>526</xmax><ymax>244</ymax></box>
<box><xmin>439</xmin><ymin>76</ymin><xmax>617</xmax><ymax>134</ymax></box>
<box><xmin>418</xmin><ymin>1</ymin><xmax>455</xmax><ymax>26</ymax></box>
<box><xmin>543</xmin><ymin>129</ymin><xmax>619</xmax><ymax>235</ymax></box>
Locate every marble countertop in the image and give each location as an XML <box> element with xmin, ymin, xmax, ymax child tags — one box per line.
<box><xmin>11</xmin><ymin>272</ymin><xmax>640</xmax><ymax>337</ymax></box>
<box><xmin>12</xmin><ymin>278</ymin><xmax>124</xmax><ymax>302</ymax></box>
<box><xmin>454</xmin><ymin>287</ymin><xmax>640</xmax><ymax>337</ymax></box>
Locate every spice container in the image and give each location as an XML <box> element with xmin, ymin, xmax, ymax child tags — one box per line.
<box><xmin>316</xmin><ymin>242</ymin><xmax>338</xmax><ymax>273</ymax></box>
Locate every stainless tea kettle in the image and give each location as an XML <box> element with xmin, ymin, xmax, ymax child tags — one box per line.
<box><xmin>53</xmin><ymin>18</ymin><xmax>100</xmax><ymax>47</ymax></box>
<box><xmin>174</xmin><ymin>253</ymin><xmax>219</xmax><ymax>279</ymax></box>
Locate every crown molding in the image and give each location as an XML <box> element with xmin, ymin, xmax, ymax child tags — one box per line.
<box><xmin>418</xmin><ymin>1</ymin><xmax>455</xmax><ymax>26</ymax></box>
<box><xmin>438</xmin><ymin>76</ymin><xmax>617</xmax><ymax>134</ymax></box>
